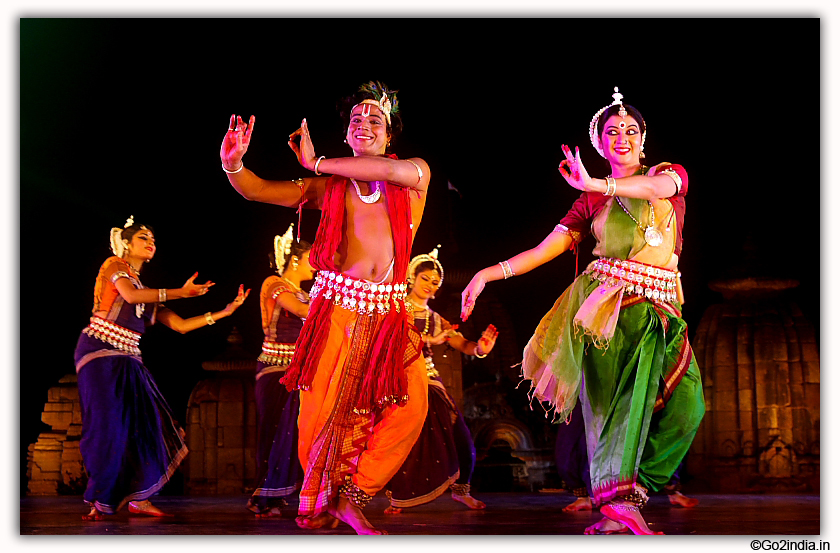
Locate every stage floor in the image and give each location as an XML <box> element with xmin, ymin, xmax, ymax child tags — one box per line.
<box><xmin>19</xmin><ymin>492</ymin><xmax>820</xmax><ymax>536</ymax></box>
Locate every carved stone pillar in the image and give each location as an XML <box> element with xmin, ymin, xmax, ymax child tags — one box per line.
<box><xmin>689</xmin><ymin>277</ymin><xmax>819</xmax><ymax>492</ymax></box>
<box><xmin>182</xmin><ymin>327</ymin><xmax>258</xmax><ymax>495</ymax></box>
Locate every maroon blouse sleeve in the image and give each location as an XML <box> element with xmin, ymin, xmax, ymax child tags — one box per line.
<box><xmin>653</xmin><ymin>163</ymin><xmax>689</xmax><ymax>256</ymax></box>
<box><xmin>556</xmin><ymin>192</ymin><xmax>610</xmax><ymax>243</ymax></box>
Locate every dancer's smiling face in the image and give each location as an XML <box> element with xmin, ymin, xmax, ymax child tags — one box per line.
<box><xmin>125</xmin><ymin>228</ymin><xmax>156</xmax><ymax>261</ymax></box>
<box><xmin>346</xmin><ymin>103</ymin><xmax>390</xmax><ymax>156</ymax></box>
<box><xmin>600</xmin><ymin>114</ymin><xmax>643</xmax><ymax>166</ymax></box>
<box><xmin>411</xmin><ymin>268</ymin><xmax>441</xmax><ymax>301</ymax></box>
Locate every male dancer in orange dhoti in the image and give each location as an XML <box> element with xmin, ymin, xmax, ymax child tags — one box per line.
<box><xmin>220</xmin><ymin>82</ymin><xmax>430</xmax><ymax>535</ymax></box>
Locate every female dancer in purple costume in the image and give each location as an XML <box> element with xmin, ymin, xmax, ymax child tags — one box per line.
<box><xmin>247</xmin><ymin>224</ymin><xmax>315</xmax><ymax>517</ymax></box>
<box><xmin>75</xmin><ymin>216</ymin><xmax>249</xmax><ymax>520</ymax></box>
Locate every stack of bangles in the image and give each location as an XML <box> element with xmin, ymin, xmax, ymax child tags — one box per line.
<box><xmin>604</xmin><ymin>176</ymin><xmax>617</xmax><ymax>196</ymax></box>
<box><xmin>499</xmin><ymin>260</ymin><xmax>515</xmax><ymax>279</ymax></box>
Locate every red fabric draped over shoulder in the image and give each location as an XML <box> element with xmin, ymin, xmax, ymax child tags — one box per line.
<box><xmin>281</xmin><ymin>155</ymin><xmax>421</xmax><ymax>413</ymax></box>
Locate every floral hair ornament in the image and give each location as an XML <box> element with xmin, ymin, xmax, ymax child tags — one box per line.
<box><xmin>407</xmin><ymin>245</ymin><xmax>444</xmax><ymax>287</ymax></box>
<box><xmin>109</xmin><ymin>215</ymin><xmax>137</xmax><ymax>258</ymax></box>
<box><xmin>353</xmin><ymin>81</ymin><xmax>399</xmax><ymax>126</ymax></box>
<box><xmin>588</xmin><ymin>86</ymin><xmax>647</xmax><ymax>159</ymax></box>
<box><xmin>274</xmin><ymin>223</ymin><xmax>295</xmax><ymax>274</ymax></box>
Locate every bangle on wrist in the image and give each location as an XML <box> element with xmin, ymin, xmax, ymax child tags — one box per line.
<box><xmin>314</xmin><ymin>156</ymin><xmax>326</xmax><ymax>175</ymax></box>
<box><xmin>474</xmin><ymin>346</ymin><xmax>487</xmax><ymax>359</ymax></box>
<box><xmin>604</xmin><ymin>177</ymin><xmax>617</xmax><ymax>197</ymax></box>
<box><xmin>222</xmin><ymin>162</ymin><xmax>244</xmax><ymax>174</ymax></box>
<box><xmin>158</xmin><ymin>288</ymin><xmax>167</xmax><ymax>303</ymax></box>
<box><xmin>204</xmin><ymin>312</ymin><xmax>216</xmax><ymax>326</ymax></box>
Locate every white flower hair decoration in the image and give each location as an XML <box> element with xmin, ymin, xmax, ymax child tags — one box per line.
<box><xmin>274</xmin><ymin>223</ymin><xmax>295</xmax><ymax>274</ymax></box>
<box><xmin>109</xmin><ymin>215</ymin><xmax>135</xmax><ymax>257</ymax></box>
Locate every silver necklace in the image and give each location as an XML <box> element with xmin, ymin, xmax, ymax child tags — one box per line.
<box><xmin>350</xmin><ymin>178</ymin><xmax>381</xmax><ymax>204</ymax></box>
<box><xmin>614</xmin><ymin>196</ymin><xmax>663</xmax><ymax>247</ymax></box>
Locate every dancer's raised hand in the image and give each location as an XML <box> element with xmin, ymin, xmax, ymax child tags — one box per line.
<box><xmin>476</xmin><ymin>324</ymin><xmax>499</xmax><ymax>355</ymax></box>
<box><xmin>221</xmin><ymin>114</ymin><xmax>255</xmax><ymax>172</ymax></box>
<box><xmin>558</xmin><ymin>145</ymin><xmax>593</xmax><ymax>192</ymax></box>
<box><xmin>222</xmin><ymin>284</ymin><xmax>251</xmax><ymax>314</ymax></box>
<box><xmin>288</xmin><ymin>118</ymin><xmax>318</xmax><ymax>172</ymax></box>
<box><xmin>183</xmin><ymin>272</ymin><xmax>215</xmax><ymax>297</ymax></box>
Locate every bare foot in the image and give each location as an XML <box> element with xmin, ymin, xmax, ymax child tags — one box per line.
<box><xmin>584</xmin><ymin>517</ymin><xmax>629</xmax><ymax>534</ymax></box>
<box><xmin>128</xmin><ymin>500</ymin><xmax>172</xmax><ymax>518</ymax></box>
<box><xmin>563</xmin><ymin>497</ymin><xmax>593</xmax><ymax>512</ymax></box>
<box><xmin>295</xmin><ymin>512</ymin><xmax>339</xmax><ymax>530</ymax></box>
<box><xmin>329</xmin><ymin>496</ymin><xmax>387</xmax><ymax>535</ymax></box>
<box><xmin>668</xmin><ymin>491</ymin><xmax>699</xmax><ymax>508</ymax></box>
<box><xmin>600</xmin><ymin>503</ymin><xmax>664</xmax><ymax>535</ymax></box>
<box><xmin>452</xmin><ymin>493</ymin><xmax>486</xmax><ymax>510</ymax></box>
<box><xmin>82</xmin><ymin>506</ymin><xmax>104</xmax><ymax>521</ymax></box>
<box><xmin>384</xmin><ymin>506</ymin><xmax>403</xmax><ymax>515</ymax></box>
<box><xmin>256</xmin><ymin>507</ymin><xmax>283</xmax><ymax>518</ymax></box>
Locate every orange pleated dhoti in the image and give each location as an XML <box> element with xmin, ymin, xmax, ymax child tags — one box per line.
<box><xmin>296</xmin><ymin>304</ymin><xmax>428</xmax><ymax>515</ymax></box>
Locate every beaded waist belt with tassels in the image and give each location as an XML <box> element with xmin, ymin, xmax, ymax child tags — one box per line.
<box><xmin>309</xmin><ymin>270</ymin><xmax>409</xmax><ymax>315</ymax></box>
<box><xmin>82</xmin><ymin>316</ymin><xmax>142</xmax><ymax>356</ymax></box>
<box><xmin>585</xmin><ymin>257</ymin><xmax>680</xmax><ymax>303</ymax></box>
<box><xmin>257</xmin><ymin>340</ymin><xmax>295</xmax><ymax>367</ymax></box>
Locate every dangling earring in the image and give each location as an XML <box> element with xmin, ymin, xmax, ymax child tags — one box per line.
<box><xmin>292</xmin><ymin>256</ymin><xmax>299</xmax><ymax>271</ymax></box>
<box><xmin>639</xmin><ymin>148</ymin><xmax>646</xmax><ymax>159</ymax></box>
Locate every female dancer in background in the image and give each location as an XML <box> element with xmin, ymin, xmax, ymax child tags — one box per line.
<box><xmin>247</xmin><ymin>224</ymin><xmax>314</xmax><ymax>517</ymax></box>
<box><xmin>461</xmin><ymin>88</ymin><xmax>705</xmax><ymax>535</ymax></box>
<box><xmin>384</xmin><ymin>248</ymin><xmax>498</xmax><ymax>514</ymax></box>
<box><xmin>75</xmin><ymin>216</ymin><xmax>249</xmax><ymax>520</ymax></box>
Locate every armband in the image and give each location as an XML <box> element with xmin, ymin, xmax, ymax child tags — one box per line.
<box><xmin>110</xmin><ymin>271</ymin><xmax>131</xmax><ymax>284</ymax></box>
<box><xmin>660</xmin><ymin>168</ymin><xmax>683</xmax><ymax>194</ymax></box>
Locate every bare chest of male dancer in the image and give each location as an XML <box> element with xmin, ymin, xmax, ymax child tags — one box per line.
<box><xmin>330</xmin><ymin>183</ymin><xmax>424</xmax><ymax>283</ymax></box>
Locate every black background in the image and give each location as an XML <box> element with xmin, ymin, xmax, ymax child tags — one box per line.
<box><xmin>19</xmin><ymin>18</ymin><xmax>820</xmax><ymax>494</ymax></box>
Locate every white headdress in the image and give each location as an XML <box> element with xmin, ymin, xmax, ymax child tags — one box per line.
<box><xmin>109</xmin><ymin>215</ymin><xmax>136</xmax><ymax>258</ymax></box>
<box><xmin>274</xmin><ymin>223</ymin><xmax>295</xmax><ymax>275</ymax></box>
<box><xmin>407</xmin><ymin>245</ymin><xmax>444</xmax><ymax>287</ymax></box>
<box><xmin>588</xmin><ymin>87</ymin><xmax>647</xmax><ymax>159</ymax></box>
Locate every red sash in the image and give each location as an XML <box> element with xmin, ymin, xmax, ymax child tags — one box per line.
<box><xmin>281</xmin><ymin>160</ymin><xmax>420</xmax><ymax>412</ymax></box>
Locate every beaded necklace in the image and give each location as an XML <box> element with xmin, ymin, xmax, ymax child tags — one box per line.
<box><xmin>613</xmin><ymin>196</ymin><xmax>663</xmax><ymax>247</ymax></box>
<box><xmin>609</xmin><ymin>167</ymin><xmax>665</xmax><ymax>247</ymax></box>
<box><xmin>406</xmin><ymin>300</ymin><xmax>431</xmax><ymax>335</ymax></box>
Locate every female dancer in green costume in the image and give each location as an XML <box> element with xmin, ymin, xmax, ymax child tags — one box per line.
<box><xmin>460</xmin><ymin>88</ymin><xmax>705</xmax><ymax>535</ymax></box>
